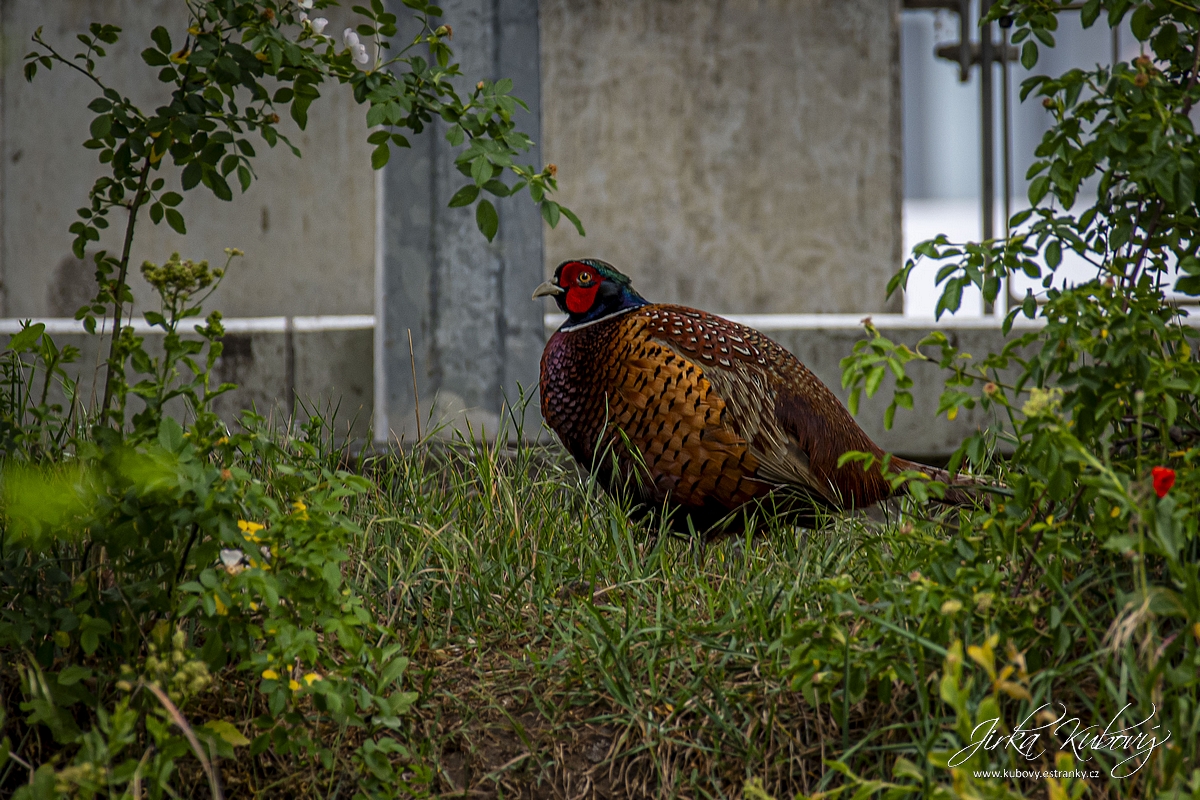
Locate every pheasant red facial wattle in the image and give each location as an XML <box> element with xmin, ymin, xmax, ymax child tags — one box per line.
<box><xmin>559</xmin><ymin>261</ymin><xmax>604</xmax><ymax>314</ymax></box>
<box><xmin>533</xmin><ymin>258</ymin><xmax>979</xmax><ymax>535</ymax></box>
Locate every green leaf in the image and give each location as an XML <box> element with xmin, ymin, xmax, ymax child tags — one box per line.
<box><xmin>1021</xmin><ymin>40</ymin><xmax>1038</xmax><ymax>69</ymax></box>
<box><xmin>209</xmin><ymin>173</ymin><xmax>233</xmax><ymax>202</ymax></box>
<box><xmin>476</xmin><ymin>199</ymin><xmax>499</xmax><ymax>242</ymax></box>
<box><xmin>377</xmin><ymin>656</ymin><xmax>410</xmax><ymax>693</ymax></box>
<box><xmin>58</xmin><ymin>665</ymin><xmax>92</xmax><ymax>686</ymax></box>
<box><xmin>1130</xmin><ymin>4</ymin><xmax>1154</xmax><ymax>40</ymax></box>
<box><xmin>560</xmin><ymin>205</ymin><xmax>586</xmax><ymax>236</ymax></box>
<box><xmin>865</xmin><ymin>365</ymin><xmax>886</xmax><ymax>397</ymax></box>
<box><xmin>541</xmin><ymin>200</ymin><xmax>561</xmax><ymax>228</ymax></box>
<box><xmin>90</xmin><ymin>114</ymin><xmax>112</xmax><ymax>140</ymax></box>
<box><xmin>447</xmin><ymin>184</ymin><xmax>479</xmax><ymax>208</ymax></box>
<box><xmin>182</xmin><ymin>162</ymin><xmax>202</xmax><ymax>190</ymax></box>
<box><xmin>371</xmin><ymin>143</ymin><xmax>390</xmax><ymax>169</ymax></box>
<box><xmin>367</xmin><ymin>129</ymin><xmax>391</xmax><ymax>145</ymax></box>
<box><xmin>1080</xmin><ymin>0</ymin><xmax>1101</xmax><ymax>27</ymax></box>
<box><xmin>141</xmin><ymin>47</ymin><xmax>169</xmax><ymax>67</ymax></box>
<box><xmin>204</xmin><ymin>720</ymin><xmax>250</xmax><ymax>747</ymax></box>
<box><xmin>470</xmin><ymin>156</ymin><xmax>490</xmax><ymax>187</ymax></box>
<box><xmin>165</xmin><ymin>208</ymin><xmax>186</xmax><ymax>234</ymax></box>
<box><xmin>160</xmin><ymin>191</ymin><xmax>182</xmax><ymax>207</ymax></box>
<box><xmin>8</xmin><ymin>323</ymin><xmax>45</xmax><ymax>353</ymax></box>
<box><xmin>150</xmin><ymin>25</ymin><xmax>171</xmax><ymax>55</ymax></box>
<box><xmin>149</xmin><ymin>202</ymin><xmax>164</xmax><ymax>224</ymax></box>
<box><xmin>1175</xmin><ymin>275</ymin><xmax>1200</xmax><ymax>295</ymax></box>
<box><xmin>1028</xmin><ymin>175</ymin><xmax>1050</xmax><ymax>206</ymax></box>
<box><xmin>1045</xmin><ymin>239</ymin><xmax>1061</xmax><ymax>269</ymax></box>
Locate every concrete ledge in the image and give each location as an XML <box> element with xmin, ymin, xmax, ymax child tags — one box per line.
<box><xmin>3</xmin><ymin>325</ymin><xmax>373</xmax><ymax>441</ymax></box>
<box><xmin>0</xmin><ymin>313</ymin><xmax>1069</xmax><ymax>456</ymax></box>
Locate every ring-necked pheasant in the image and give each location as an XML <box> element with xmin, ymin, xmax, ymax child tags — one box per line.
<box><xmin>534</xmin><ymin>258</ymin><xmax>978</xmax><ymax>535</ymax></box>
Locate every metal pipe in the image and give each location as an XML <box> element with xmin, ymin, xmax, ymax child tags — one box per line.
<box><xmin>999</xmin><ymin>15</ymin><xmax>1012</xmax><ymax>316</ymax></box>
<box><xmin>980</xmin><ymin>0</ymin><xmax>995</xmax><ymax>314</ymax></box>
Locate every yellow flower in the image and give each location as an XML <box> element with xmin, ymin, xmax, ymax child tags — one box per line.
<box><xmin>303</xmin><ymin>673</ymin><xmax>322</xmax><ymax>685</ymax></box>
<box><xmin>239</xmin><ymin>519</ymin><xmax>265</xmax><ymax>542</ymax></box>
<box><xmin>292</xmin><ymin>499</ymin><xmax>308</xmax><ymax>520</ymax></box>
<box><xmin>249</xmin><ymin>602</ymin><xmax>259</xmax><ymax>612</ymax></box>
<box><xmin>262</xmin><ymin>669</ymin><xmax>279</xmax><ymax>680</ymax></box>
<box><xmin>214</xmin><ymin>596</ymin><xmax>228</xmax><ymax>616</ymax></box>
<box><xmin>288</xmin><ymin>679</ymin><xmax>301</xmax><ymax>691</ymax></box>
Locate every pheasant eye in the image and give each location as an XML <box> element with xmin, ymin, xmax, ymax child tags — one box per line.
<box><xmin>578</xmin><ymin>272</ymin><xmax>593</xmax><ymax>285</ymax></box>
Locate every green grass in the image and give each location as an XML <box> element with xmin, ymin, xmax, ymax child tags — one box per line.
<box><xmin>284</xmin><ymin>405</ymin><xmax>1196</xmax><ymax>800</ymax></box>
<box><xmin>349</xmin><ymin>433</ymin><xmax>887</xmax><ymax>798</ymax></box>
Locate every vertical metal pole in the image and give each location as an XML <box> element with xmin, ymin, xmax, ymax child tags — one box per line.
<box><xmin>1001</xmin><ymin>26</ymin><xmax>1011</xmax><ymax>238</ymax></box>
<box><xmin>998</xmin><ymin>19</ymin><xmax>1012</xmax><ymax>316</ymax></box>
<box><xmin>959</xmin><ymin>0</ymin><xmax>972</xmax><ymax>82</ymax></box>
<box><xmin>980</xmin><ymin>0</ymin><xmax>995</xmax><ymax>314</ymax></box>
<box><xmin>980</xmin><ymin>0</ymin><xmax>994</xmax><ymax>245</ymax></box>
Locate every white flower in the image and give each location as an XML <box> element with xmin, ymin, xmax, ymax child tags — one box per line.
<box><xmin>220</xmin><ymin>548</ymin><xmax>246</xmax><ymax>575</ymax></box>
<box><xmin>298</xmin><ymin>10</ymin><xmax>308</xmax><ymax>22</ymax></box>
<box><xmin>310</xmin><ymin>17</ymin><xmax>328</xmax><ymax>34</ymax></box>
<box><xmin>354</xmin><ymin>44</ymin><xmax>370</xmax><ymax>64</ymax></box>
<box><xmin>343</xmin><ymin>28</ymin><xmax>360</xmax><ymax>48</ymax></box>
<box><xmin>297</xmin><ymin>0</ymin><xmax>313</xmax><ymax>8</ymax></box>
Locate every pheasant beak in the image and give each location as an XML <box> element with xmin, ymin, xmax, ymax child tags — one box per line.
<box><xmin>532</xmin><ymin>280</ymin><xmax>566</xmax><ymax>300</ymax></box>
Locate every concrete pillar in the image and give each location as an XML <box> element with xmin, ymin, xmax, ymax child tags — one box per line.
<box><xmin>378</xmin><ymin>0</ymin><xmax>544</xmax><ymax>443</ymax></box>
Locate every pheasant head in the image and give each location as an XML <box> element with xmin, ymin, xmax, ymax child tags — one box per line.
<box><xmin>533</xmin><ymin>259</ymin><xmax>649</xmax><ymax>329</ymax></box>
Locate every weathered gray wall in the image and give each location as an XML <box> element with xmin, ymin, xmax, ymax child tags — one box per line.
<box><xmin>2</xmin><ymin>0</ymin><xmax>940</xmax><ymax>452</ymax></box>
<box><xmin>0</xmin><ymin>0</ymin><xmax>376</xmax><ymax>319</ymax></box>
<box><xmin>539</xmin><ymin>0</ymin><xmax>904</xmax><ymax>315</ymax></box>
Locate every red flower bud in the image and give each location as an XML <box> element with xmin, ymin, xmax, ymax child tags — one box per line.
<box><xmin>1151</xmin><ymin>466</ymin><xmax>1175</xmax><ymax>498</ymax></box>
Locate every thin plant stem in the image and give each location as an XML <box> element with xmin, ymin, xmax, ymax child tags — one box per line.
<box><xmin>100</xmin><ymin>156</ymin><xmax>154</xmax><ymax>425</ymax></box>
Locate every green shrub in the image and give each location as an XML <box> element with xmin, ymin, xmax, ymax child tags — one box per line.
<box><xmin>832</xmin><ymin>0</ymin><xmax>1200</xmax><ymax>795</ymax></box>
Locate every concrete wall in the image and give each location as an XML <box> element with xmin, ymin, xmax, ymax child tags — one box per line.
<box><xmin>0</xmin><ymin>0</ymin><xmax>376</xmax><ymax>319</ymax></box>
<box><xmin>4</xmin><ymin>0</ymin><xmax>958</xmax><ymax>453</ymax></box>
<box><xmin>539</xmin><ymin>0</ymin><xmax>904</xmax><ymax>315</ymax></box>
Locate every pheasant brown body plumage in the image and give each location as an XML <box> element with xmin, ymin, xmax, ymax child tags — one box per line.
<box><xmin>535</xmin><ymin>259</ymin><xmax>967</xmax><ymax>534</ymax></box>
